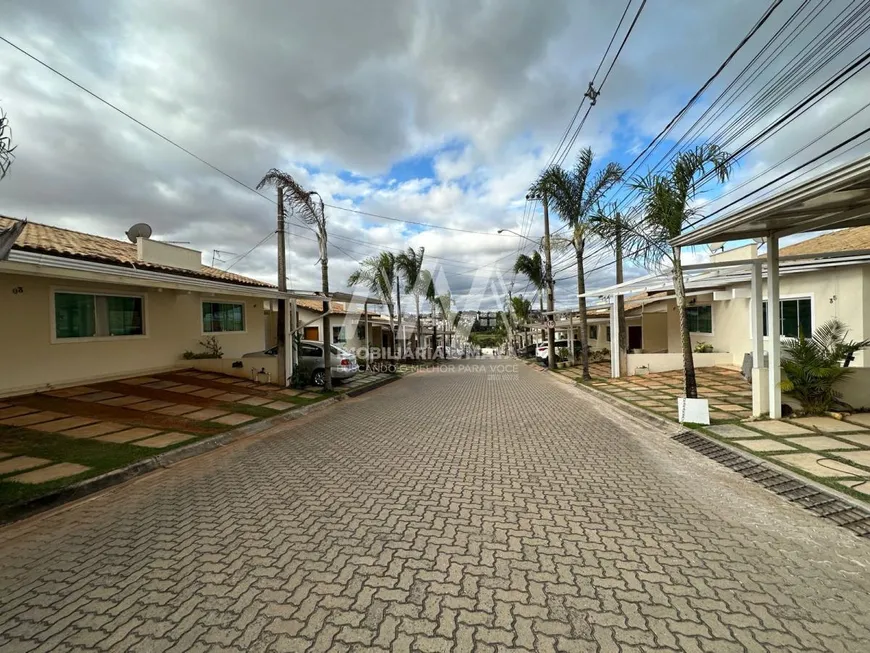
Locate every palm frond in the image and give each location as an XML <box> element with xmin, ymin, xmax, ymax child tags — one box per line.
<box><xmin>257</xmin><ymin>169</ymin><xmax>326</xmax><ymax>229</ymax></box>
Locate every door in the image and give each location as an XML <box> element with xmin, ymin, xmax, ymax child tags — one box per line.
<box><xmin>628</xmin><ymin>326</ymin><xmax>643</xmax><ymax>351</ymax></box>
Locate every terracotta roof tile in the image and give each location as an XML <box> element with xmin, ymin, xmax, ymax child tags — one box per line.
<box><xmin>1</xmin><ymin>216</ymin><xmax>274</xmax><ymax>288</ymax></box>
<box><xmin>779</xmin><ymin>226</ymin><xmax>870</xmax><ymax>257</ymax></box>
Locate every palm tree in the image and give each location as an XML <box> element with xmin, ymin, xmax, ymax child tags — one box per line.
<box><xmin>0</xmin><ymin>108</ymin><xmax>15</xmax><ymax>180</ymax></box>
<box><xmin>396</xmin><ymin>246</ymin><xmax>426</xmax><ymax>358</ymax></box>
<box><xmin>626</xmin><ymin>144</ymin><xmax>732</xmax><ymax>398</ymax></box>
<box><xmin>348</xmin><ymin>251</ymin><xmax>397</xmax><ymax>357</ymax></box>
<box><xmin>513</xmin><ymin>251</ymin><xmax>546</xmax><ymax>343</ymax></box>
<box><xmin>532</xmin><ymin>147</ymin><xmax>623</xmax><ymax>381</ymax></box>
<box><xmin>257</xmin><ymin>169</ymin><xmax>332</xmax><ymax>390</ymax></box>
<box><xmin>510</xmin><ymin>295</ymin><xmax>532</xmax><ymax>352</ymax></box>
<box><xmin>418</xmin><ymin>269</ymin><xmax>437</xmax><ymax>358</ymax></box>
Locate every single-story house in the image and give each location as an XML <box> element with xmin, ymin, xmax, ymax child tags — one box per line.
<box><xmin>0</xmin><ymin>216</ymin><xmax>283</xmax><ymax>397</ymax></box>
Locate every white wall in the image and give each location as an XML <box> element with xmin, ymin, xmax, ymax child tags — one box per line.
<box><xmin>627</xmin><ymin>352</ymin><xmax>733</xmax><ymax>376</ymax></box>
<box><xmin>0</xmin><ymin>273</ymin><xmax>266</xmax><ymax>396</ymax></box>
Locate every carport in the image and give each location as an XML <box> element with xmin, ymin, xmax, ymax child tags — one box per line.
<box><xmin>672</xmin><ymin>153</ymin><xmax>870</xmax><ymax>417</ymax></box>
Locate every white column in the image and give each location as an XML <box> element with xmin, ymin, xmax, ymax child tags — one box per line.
<box><xmin>288</xmin><ymin>298</ymin><xmax>297</xmax><ymax>383</ymax></box>
<box><xmin>364</xmin><ymin>301</ymin><xmax>370</xmax><ymax>366</ymax></box>
<box><xmin>766</xmin><ymin>234</ymin><xmax>782</xmax><ymax>418</ymax></box>
<box><xmin>568</xmin><ymin>315</ymin><xmax>575</xmax><ymax>365</ymax></box>
<box><xmin>610</xmin><ymin>295</ymin><xmax>620</xmax><ymax>378</ymax></box>
<box><xmin>750</xmin><ymin>262</ymin><xmax>768</xmax><ymax>417</ymax></box>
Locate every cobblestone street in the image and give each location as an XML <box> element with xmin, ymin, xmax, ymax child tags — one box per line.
<box><xmin>1</xmin><ymin>361</ymin><xmax>870</xmax><ymax>652</ymax></box>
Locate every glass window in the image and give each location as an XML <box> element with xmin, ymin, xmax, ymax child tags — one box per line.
<box><xmin>301</xmin><ymin>344</ymin><xmax>322</xmax><ymax>357</ymax></box>
<box><xmin>763</xmin><ymin>298</ymin><xmax>812</xmax><ymax>338</ymax></box>
<box><xmin>687</xmin><ymin>305</ymin><xmax>713</xmax><ymax>334</ymax></box>
<box><xmin>55</xmin><ymin>292</ymin><xmax>143</xmax><ymax>339</ymax></box>
<box><xmin>589</xmin><ymin>325</ymin><xmax>598</xmax><ymax>340</ymax></box>
<box><xmin>333</xmin><ymin>326</ymin><xmax>346</xmax><ymax>343</ymax></box>
<box><xmin>606</xmin><ymin>326</ymin><xmax>611</xmax><ymax>342</ymax></box>
<box><xmin>202</xmin><ymin>302</ymin><xmax>244</xmax><ymax>333</ymax></box>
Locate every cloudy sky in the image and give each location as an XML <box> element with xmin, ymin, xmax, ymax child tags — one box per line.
<box><xmin>2</xmin><ymin>0</ymin><xmax>869</xmax><ymax>313</ymax></box>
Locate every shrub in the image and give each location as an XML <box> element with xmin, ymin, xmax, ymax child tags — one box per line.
<box><xmin>694</xmin><ymin>341</ymin><xmax>714</xmax><ymax>353</ymax></box>
<box><xmin>780</xmin><ymin>319</ymin><xmax>869</xmax><ymax>414</ymax></box>
<box><xmin>182</xmin><ymin>335</ymin><xmax>223</xmax><ymax>360</ymax></box>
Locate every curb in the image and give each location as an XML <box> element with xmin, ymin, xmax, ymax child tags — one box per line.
<box><xmin>0</xmin><ymin>374</ymin><xmax>403</xmax><ymax>525</ymax></box>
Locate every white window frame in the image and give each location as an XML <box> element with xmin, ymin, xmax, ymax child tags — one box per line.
<box><xmin>201</xmin><ymin>300</ymin><xmax>247</xmax><ymax>335</ymax></box>
<box><xmin>50</xmin><ymin>287</ymin><xmax>149</xmax><ymax>344</ymax></box>
<box><xmin>687</xmin><ymin>303</ymin><xmax>714</xmax><ymax>336</ymax></box>
<box><xmin>748</xmin><ymin>293</ymin><xmax>814</xmax><ymax>341</ymax></box>
<box><xmin>589</xmin><ymin>325</ymin><xmax>599</xmax><ymax>341</ymax></box>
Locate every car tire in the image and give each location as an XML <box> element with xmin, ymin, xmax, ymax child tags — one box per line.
<box><xmin>312</xmin><ymin>369</ymin><xmax>325</xmax><ymax>387</ymax></box>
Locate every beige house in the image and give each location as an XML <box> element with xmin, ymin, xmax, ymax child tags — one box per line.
<box><xmin>0</xmin><ymin>216</ymin><xmax>281</xmax><ymax>397</ymax></box>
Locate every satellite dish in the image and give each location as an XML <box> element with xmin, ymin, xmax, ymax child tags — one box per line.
<box><xmin>126</xmin><ymin>223</ymin><xmax>152</xmax><ymax>243</ymax></box>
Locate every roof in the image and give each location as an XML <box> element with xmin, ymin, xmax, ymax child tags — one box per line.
<box><xmin>0</xmin><ymin>216</ymin><xmax>273</xmax><ymax>288</ymax></box>
<box><xmin>778</xmin><ymin>225</ymin><xmax>870</xmax><ymax>257</ymax></box>
<box><xmin>672</xmin><ymin>152</ymin><xmax>870</xmax><ymax>246</ymax></box>
<box><xmin>296</xmin><ymin>298</ymin><xmax>347</xmax><ymax>313</ymax></box>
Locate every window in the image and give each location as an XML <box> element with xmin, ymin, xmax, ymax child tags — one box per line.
<box><xmin>606</xmin><ymin>326</ymin><xmax>611</xmax><ymax>342</ymax></box>
<box><xmin>333</xmin><ymin>326</ymin><xmax>346</xmax><ymax>343</ymax></box>
<box><xmin>589</xmin><ymin>325</ymin><xmax>599</xmax><ymax>340</ymax></box>
<box><xmin>300</xmin><ymin>343</ymin><xmax>322</xmax><ymax>357</ymax></box>
<box><xmin>202</xmin><ymin>302</ymin><xmax>244</xmax><ymax>333</ymax></box>
<box><xmin>356</xmin><ymin>323</ymin><xmax>366</xmax><ymax>340</ymax></box>
<box><xmin>686</xmin><ymin>305</ymin><xmax>713</xmax><ymax>334</ymax></box>
<box><xmin>54</xmin><ymin>292</ymin><xmax>144</xmax><ymax>339</ymax></box>
<box><xmin>303</xmin><ymin>326</ymin><xmax>320</xmax><ymax>341</ymax></box>
<box><xmin>763</xmin><ymin>298</ymin><xmax>812</xmax><ymax>338</ymax></box>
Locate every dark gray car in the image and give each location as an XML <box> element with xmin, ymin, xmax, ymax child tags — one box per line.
<box><xmin>242</xmin><ymin>340</ymin><xmax>359</xmax><ymax>386</ymax></box>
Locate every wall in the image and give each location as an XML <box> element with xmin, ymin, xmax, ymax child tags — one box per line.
<box><xmin>839</xmin><ymin>367</ymin><xmax>870</xmax><ymax>410</ymax></box>
<box><xmin>0</xmin><ymin>273</ymin><xmax>266</xmax><ymax>397</ymax></box>
<box><xmin>177</xmin><ymin>356</ymin><xmax>278</xmax><ymax>382</ymax></box>
<box><xmin>626</xmin><ymin>352</ymin><xmax>733</xmax><ymax>376</ymax></box>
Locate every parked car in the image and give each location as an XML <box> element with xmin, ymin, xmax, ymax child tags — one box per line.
<box><xmin>535</xmin><ymin>340</ymin><xmax>583</xmax><ymax>362</ymax></box>
<box><xmin>242</xmin><ymin>340</ymin><xmax>359</xmax><ymax>386</ymax></box>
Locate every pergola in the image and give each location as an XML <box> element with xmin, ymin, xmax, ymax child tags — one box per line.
<box><xmin>670</xmin><ymin>153</ymin><xmax>870</xmax><ymax>417</ymax></box>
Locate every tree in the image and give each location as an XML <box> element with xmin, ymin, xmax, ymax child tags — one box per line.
<box><xmin>513</xmin><ymin>251</ymin><xmax>546</xmax><ymax>343</ymax></box>
<box><xmin>418</xmin><ymin>269</ymin><xmax>437</xmax><ymax>358</ymax></box>
<box><xmin>396</xmin><ymin>246</ymin><xmax>426</xmax><ymax>359</ymax></box>
<box><xmin>348</xmin><ymin>251</ymin><xmax>397</xmax><ymax>357</ymax></box>
<box><xmin>257</xmin><ymin>169</ymin><xmax>332</xmax><ymax>390</ymax></box>
<box><xmin>533</xmin><ymin>147</ymin><xmax>623</xmax><ymax>381</ymax></box>
<box><xmin>592</xmin><ymin>204</ymin><xmax>630</xmax><ymax>375</ymax></box>
<box><xmin>510</xmin><ymin>295</ymin><xmax>532</xmax><ymax>352</ymax></box>
<box><xmin>0</xmin><ymin>108</ymin><xmax>15</xmax><ymax>180</ymax></box>
<box><xmin>434</xmin><ymin>293</ymin><xmax>453</xmax><ymax>354</ymax></box>
<box><xmin>626</xmin><ymin>144</ymin><xmax>731</xmax><ymax>398</ymax></box>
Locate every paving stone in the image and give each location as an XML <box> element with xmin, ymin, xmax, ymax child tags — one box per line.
<box><xmin>215</xmin><ymin>392</ymin><xmax>251</xmax><ymax>402</ymax></box>
<box><xmin>165</xmin><ymin>384</ymin><xmax>202</xmax><ymax>394</ymax></box>
<box><xmin>844</xmin><ymin>413</ymin><xmax>870</xmax><ymax>428</ymax></box>
<box><xmin>121</xmin><ymin>377</ymin><xmax>162</xmax><ymax>385</ymax></box>
<box><xmin>45</xmin><ymin>386</ymin><xmax>98</xmax><ymax>397</ymax></box>
<box><xmin>838</xmin><ymin>432</ymin><xmax>870</xmax><ymax>447</ymax></box>
<box><xmin>30</xmin><ymin>416</ymin><xmax>97</xmax><ymax>432</ymax></box>
<box><xmin>749</xmin><ymin>420</ymin><xmax>813</xmax><ymax>436</ymax></box>
<box><xmin>183</xmin><ymin>408</ymin><xmax>229</xmax><ymax>421</ymax></box>
<box><xmin>770</xmin><ymin>453</ymin><xmax>869</xmax><ymax>478</ymax></box>
<box><xmin>9</xmin><ymin>463</ymin><xmax>90</xmax><ymax>484</ymax></box>
<box><xmin>278</xmin><ymin>389</ymin><xmax>302</xmax><ymax>397</ymax></box>
<box><xmin>62</xmin><ymin>422</ymin><xmax>127</xmax><ymax>439</ymax></box>
<box><xmin>74</xmin><ymin>391</ymin><xmax>124</xmax><ymax>403</ymax></box>
<box><xmin>191</xmin><ymin>388</ymin><xmax>225</xmax><ymax>399</ymax></box>
<box><xmin>128</xmin><ymin>400</ymin><xmax>175</xmax><ymax>412</ymax></box>
<box><xmin>144</xmin><ymin>380</ymin><xmax>181</xmax><ymax>390</ymax></box>
<box><xmin>732</xmin><ymin>438</ymin><xmax>797</xmax><ymax>453</ymax></box>
<box><xmin>240</xmin><ymin>396</ymin><xmax>272</xmax><ymax>406</ymax></box>
<box><xmin>0</xmin><ymin>451</ymin><xmax>11</xmax><ymax>459</ymax></box>
<box><xmin>96</xmin><ymin>427</ymin><xmax>162</xmax><ymax>444</ymax></box>
<box><xmin>787</xmin><ymin>416</ymin><xmax>864</xmax><ymax>433</ymax></box>
<box><xmin>0</xmin><ymin>411</ymin><xmax>67</xmax><ymax>427</ymax></box>
<box><xmin>212</xmin><ymin>413</ymin><xmax>256</xmax><ymax>426</ymax></box>
<box><xmin>0</xmin><ymin>406</ymin><xmax>37</xmax><ymax>419</ymax></box>
<box><xmin>264</xmin><ymin>401</ymin><xmax>294</xmax><ymax>411</ymax></box>
<box><xmin>0</xmin><ymin>456</ymin><xmax>51</xmax><ymax>475</ymax></box>
<box><xmin>216</xmin><ymin>377</ymin><xmax>238</xmax><ymax>384</ymax></box>
<box><xmin>99</xmin><ymin>395</ymin><xmax>150</xmax><ymax>407</ymax></box>
<box><xmin>196</xmin><ymin>373</ymin><xmax>221</xmax><ymax>380</ymax></box>
<box><xmin>155</xmin><ymin>404</ymin><xmax>201</xmax><ymax>416</ymax></box>
<box><xmin>706</xmin><ymin>424</ymin><xmax>763</xmax><ymax>439</ymax></box>
<box><xmin>843</xmin><ymin>480</ymin><xmax>870</xmax><ymax>495</ymax></box>
<box><xmin>836</xmin><ymin>450</ymin><xmax>870</xmax><ymax>469</ymax></box>
<box><xmin>132</xmin><ymin>432</ymin><xmax>194</xmax><ymax>448</ymax></box>
<box><xmin>784</xmin><ymin>436</ymin><xmax>858</xmax><ymax>451</ymax></box>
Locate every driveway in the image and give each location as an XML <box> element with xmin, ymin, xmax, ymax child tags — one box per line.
<box><xmin>1</xmin><ymin>361</ymin><xmax>869</xmax><ymax>652</ymax></box>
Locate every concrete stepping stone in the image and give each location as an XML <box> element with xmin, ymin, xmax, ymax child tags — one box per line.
<box><xmin>46</xmin><ymin>386</ymin><xmax>97</xmax><ymax>398</ymax></box>
<box><xmin>121</xmin><ymin>377</ymin><xmax>161</xmax><ymax>385</ymax></box>
<box><xmin>0</xmin><ymin>451</ymin><xmax>11</xmax><ymax>459</ymax></box>
<box><xmin>96</xmin><ymin>427</ymin><xmax>162</xmax><ymax>444</ymax></box>
<box><xmin>10</xmin><ymin>463</ymin><xmax>90</xmax><ymax>484</ymax></box>
<box><xmin>191</xmin><ymin>388</ymin><xmax>224</xmax><ymax>399</ymax></box>
<box><xmin>264</xmin><ymin>401</ymin><xmax>294</xmax><ymax>411</ymax></box>
<box><xmin>837</xmin><ymin>450</ymin><xmax>870</xmax><ymax>468</ymax></box>
<box><xmin>128</xmin><ymin>399</ymin><xmax>174</xmax><ymax>412</ymax></box>
<box><xmin>63</xmin><ymin>422</ymin><xmax>127</xmax><ymax>439</ymax></box>
<box><xmin>183</xmin><ymin>408</ymin><xmax>229</xmax><ymax>421</ymax></box>
<box><xmin>844</xmin><ymin>413</ymin><xmax>870</xmax><ymax>428</ymax></box>
<box><xmin>155</xmin><ymin>404</ymin><xmax>201</xmax><ymax>416</ymax></box>
<box><xmin>0</xmin><ymin>411</ymin><xmax>67</xmax><ymax>427</ymax></box>
<box><xmin>0</xmin><ymin>406</ymin><xmax>36</xmax><ymax>419</ymax></box>
<box><xmin>213</xmin><ymin>413</ymin><xmax>255</xmax><ymax>426</ymax></box>
<box><xmin>838</xmin><ymin>432</ymin><xmax>870</xmax><ymax>447</ymax></box>
<box><xmin>770</xmin><ymin>453</ymin><xmax>868</xmax><ymax>478</ymax></box>
<box><xmin>733</xmin><ymin>438</ymin><xmax>797</xmax><ymax>453</ymax></box>
<box><xmin>100</xmin><ymin>395</ymin><xmax>149</xmax><ymax>407</ymax></box>
<box><xmin>784</xmin><ymin>436</ymin><xmax>857</xmax><ymax>451</ymax></box>
<box><xmin>298</xmin><ymin>393</ymin><xmax>321</xmax><ymax>400</ymax></box>
<box><xmin>133</xmin><ymin>432</ymin><xmax>193</xmax><ymax>448</ymax></box>
<box><xmin>0</xmin><ymin>456</ymin><xmax>51</xmax><ymax>475</ymax></box>
<box><xmin>145</xmin><ymin>380</ymin><xmax>181</xmax><ymax>390</ymax></box>
<box><xmin>196</xmin><ymin>374</ymin><xmax>220</xmax><ymax>380</ymax></box>
<box><xmin>174</xmin><ymin>370</ymin><xmax>199</xmax><ymax>376</ymax></box>
<box><xmin>749</xmin><ymin>420</ymin><xmax>812</xmax><ymax>436</ymax></box>
<box><xmin>842</xmin><ymin>480</ymin><xmax>870</xmax><ymax>495</ymax></box>
<box><xmin>707</xmin><ymin>424</ymin><xmax>763</xmax><ymax>439</ymax></box>
<box><xmin>215</xmin><ymin>378</ymin><xmax>237</xmax><ymax>384</ymax></box>
<box><xmin>75</xmin><ymin>391</ymin><xmax>124</xmax><ymax>403</ymax></box>
<box><xmin>215</xmin><ymin>392</ymin><xmax>251</xmax><ymax>402</ymax></box>
<box><xmin>30</xmin><ymin>416</ymin><xmax>97</xmax><ymax>432</ymax></box>
<box><xmin>240</xmin><ymin>397</ymin><xmax>272</xmax><ymax>406</ymax></box>
<box><xmin>165</xmin><ymin>384</ymin><xmax>201</xmax><ymax>394</ymax></box>
<box><xmin>278</xmin><ymin>389</ymin><xmax>301</xmax><ymax>397</ymax></box>
<box><xmin>787</xmin><ymin>416</ymin><xmax>863</xmax><ymax>433</ymax></box>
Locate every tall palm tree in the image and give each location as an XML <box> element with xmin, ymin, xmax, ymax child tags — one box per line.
<box><xmin>435</xmin><ymin>293</ymin><xmax>454</xmax><ymax>353</ymax></box>
<box><xmin>510</xmin><ymin>295</ymin><xmax>532</xmax><ymax>352</ymax></box>
<box><xmin>418</xmin><ymin>269</ymin><xmax>437</xmax><ymax>358</ymax></box>
<box><xmin>348</xmin><ymin>251</ymin><xmax>397</xmax><ymax>356</ymax></box>
<box><xmin>396</xmin><ymin>246</ymin><xmax>426</xmax><ymax>358</ymax></box>
<box><xmin>513</xmin><ymin>251</ymin><xmax>546</xmax><ymax>343</ymax></box>
<box><xmin>532</xmin><ymin>148</ymin><xmax>623</xmax><ymax>381</ymax></box>
<box><xmin>257</xmin><ymin>169</ymin><xmax>332</xmax><ymax>390</ymax></box>
<box><xmin>626</xmin><ymin>144</ymin><xmax>732</xmax><ymax>398</ymax></box>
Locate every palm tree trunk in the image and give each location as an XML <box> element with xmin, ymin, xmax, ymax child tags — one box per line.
<box><xmin>431</xmin><ymin>307</ymin><xmax>437</xmax><ymax>359</ymax></box>
<box><xmin>576</xmin><ymin>242</ymin><xmax>591</xmax><ymax>381</ymax></box>
<box><xmin>538</xmin><ymin>293</ymin><xmax>545</xmax><ymax>343</ymax></box>
<box><xmin>672</xmin><ymin>249</ymin><xmax>697</xmax><ymax>398</ymax></box>
<box><xmin>415</xmin><ymin>294</ymin><xmax>422</xmax><ymax>359</ymax></box>
<box><xmin>615</xmin><ymin>223</ymin><xmax>628</xmax><ymax>376</ymax></box>
<box><xmin>320</xmin><ymin>256</ymin><xmax>332</xmax><ymax>391</ymax></box>
<box><xmin>396</xmin><ymin>277</ymin><xmax>403</xmax><ymax>360</ymax></box>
